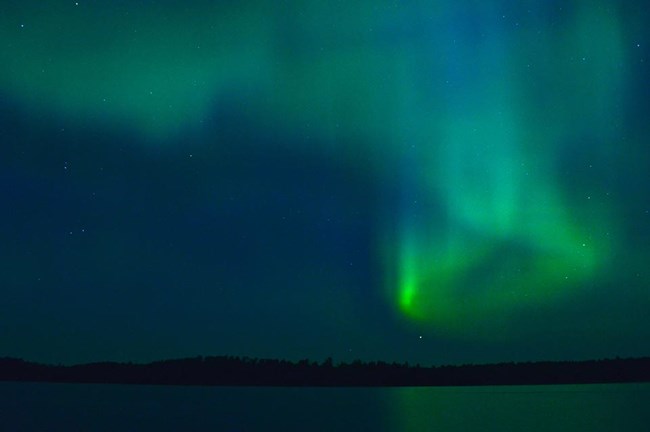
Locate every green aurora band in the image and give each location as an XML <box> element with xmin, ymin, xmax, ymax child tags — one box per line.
<box><xmin>2</xmin><ymin>1</ymin><xmax>645</xmax><ymax>339</ymax></box>
<box><xmin>389</xmin><ymin>2</ymin><xmax>627</xmax><ymax>336</ymax></box>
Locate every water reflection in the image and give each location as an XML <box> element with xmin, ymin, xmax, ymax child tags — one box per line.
<box><xmin>1</xmin><ymin>382</ymin><xmax>648</xmax><ymax>431</ymax></box>
<box><xmin>390</xmin><ymin>384</ymin><xmax>650</xmax><ymax>431</ymax></box>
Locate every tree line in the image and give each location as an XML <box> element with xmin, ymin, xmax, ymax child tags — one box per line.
<box><xmin>1</xmin><ymin>356</ymin><xmax>648</xmax><ymax>387</ymax></box>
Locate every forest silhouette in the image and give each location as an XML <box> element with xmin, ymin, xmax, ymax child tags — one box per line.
<box><xmin>1</xmin><ymin>356</ymin><xmax>648</xmax><ymax>387</ymax></box>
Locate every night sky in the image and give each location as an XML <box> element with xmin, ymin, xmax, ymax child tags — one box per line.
<box><xmin>2</xmin><ymin>1</ymin><xmax>649</xmax><ymax>366</ymax></box>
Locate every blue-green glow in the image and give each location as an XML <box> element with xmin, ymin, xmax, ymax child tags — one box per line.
<box><xmin>1</xmin><ymin>0</ymin><xmax>649</xmax><ymax>363</ymax></box>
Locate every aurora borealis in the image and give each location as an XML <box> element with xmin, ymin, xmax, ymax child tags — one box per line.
<box><xmin>2</xmin><ymin>1</ymin><xmax>649</xmax><ymax>365</ymax></box>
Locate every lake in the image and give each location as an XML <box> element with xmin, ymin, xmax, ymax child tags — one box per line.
<box><xmin>1</xmin><ymin>382</ymin><xmax>648</xmax><ymax>431</ymax></box>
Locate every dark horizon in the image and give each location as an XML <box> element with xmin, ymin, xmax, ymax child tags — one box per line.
<box><xmin>3</xmin><ymin>355</ymin><xmax>650</xmax><ymax>388</ymax></box>
<box><xmin>4</xmin><ymin>348</ymin><xmax>650</xmax><ymax>370</ymax></box>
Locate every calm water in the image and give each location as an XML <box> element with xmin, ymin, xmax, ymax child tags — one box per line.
<box><xmin>1</xmin><ymin>382</ymin><xmax>648</xmax><ymax>431</ymax></box>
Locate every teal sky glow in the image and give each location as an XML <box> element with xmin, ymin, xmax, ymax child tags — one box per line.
<box><xmin>1</xmin><ymin>0</ymin><xmax>649</xmax><ymax>365</ymax></box>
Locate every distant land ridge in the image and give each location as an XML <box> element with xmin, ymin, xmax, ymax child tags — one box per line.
<box><xmin>1</xmin><ymin>356</ymin><xmax>649</xmax><ymax>387</ymax></box>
